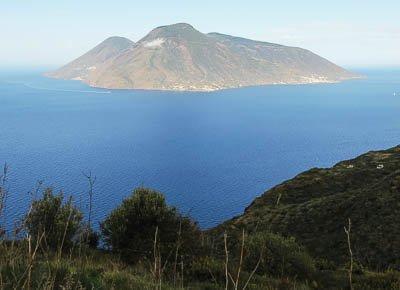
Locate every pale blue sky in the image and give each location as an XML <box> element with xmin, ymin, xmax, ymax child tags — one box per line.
<box><xmin>1</xmin><ymin>0</ymin><xmax>399</xmax><ymax>67</ymax></box>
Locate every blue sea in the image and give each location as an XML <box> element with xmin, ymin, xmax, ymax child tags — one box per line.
<box><xmin>0</xmin><ymin>68</ymin><xmax>399</xmax><ymax>228</ymax></box>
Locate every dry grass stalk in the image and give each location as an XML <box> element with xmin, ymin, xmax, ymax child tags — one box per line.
<box><xmin>224</xmin><ymin>232</ymin><xmax>229</xmax><ymax>290</ymax></box>
<box><xmin>242</xmin><ymin>254</ymin><xmax>262</xmax><ymax>290</ymax></box>
<box><xmin>151</xmin><ymin>226</ymin><xmax>162</xmax><ymax>290</ymax></box>
<box><xmin>57</xmin><ymin>196</ymin><xmax>75</xmax><ymax>261</ymax></box>
<box><xmin>0</xmin><ymin>163</ymin><xmax>9</xmax><ymax>236</ymax></box>
<box><xmin>15</xmin><ymin>231</ymin><xmax>45</xmax><ymax>289</ymax></box>
<box><xmin>234</xmin><ymin>229</ymin><xmax>245</xmax><ymax>289</ymax></box>
<box><xmin>344</xmin><ymin>218</ymin><xmax>353</xmax><ymax>290</ymax></box>
<box><xmin>223</xmin><ymin>230</ymin><xmax>264</xmax><ymax>290</ymax></box>
<box><xmin>82</xmin><ymin>171</ymin><xmax>96</xmax><ymax>229</ymax></box>
<box><xmin>180</xmin><ymin>255</ymin><xmax>184</xmax><ymax>289</ymax></box>
<box><xmin>173</xmin><ymin>219</ymin><xmax>182</xmax><ymax>287</ymax></box>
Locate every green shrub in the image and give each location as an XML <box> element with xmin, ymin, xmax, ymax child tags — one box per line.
<box><xmin>101</xmin><ymin>187</ymin><xmax>201</xmax><ymax>263</ymax></box>
<box><xmin>25</xmin><ymin>188</ymin><xmax>83</xmax><ymax>251</ymax></box>
<box><xmin>81</xmin><ymin>226</ymin><xmax>100</xmax><ymax>249</ymax></box>
<box><xmin>245</xmin><ymin>232</ymin><xmax>317</xmax><ymax>281</ymax></box>
<box><xmin>189</xmin><ymin>256</ymin><xmax>225</xmax><ymax>283</ymax></box>
<box><xmin>354</xmin><ymin>270</ymin><xmax>400</xmax><ymax>290</ymax></box>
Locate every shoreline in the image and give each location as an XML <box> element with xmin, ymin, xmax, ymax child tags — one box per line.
<box><xmin>45</xmin><ymin>74</ymin><xmax>364</xmax><ymax>93</ymax></box>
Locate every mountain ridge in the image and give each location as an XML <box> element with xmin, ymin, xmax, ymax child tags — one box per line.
<box><xmin>47</xmin><ymin>23</ymin><xmax>359</xmax><ymax>91</ymax></box>
<box><xmin>45</xmin><ymin>36</ymin><xmax>134</xmax><ymax>82</ymax></box>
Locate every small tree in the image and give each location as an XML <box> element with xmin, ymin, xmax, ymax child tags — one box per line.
<box><xmin>101</xmin><ymin>187</ymin><xmax>201</xmax><ymax>264</ymax></box>
<box><xmin>25</xmin><ymin>188</ymin><xmax>83</xmax><ymax>251</ymax></box>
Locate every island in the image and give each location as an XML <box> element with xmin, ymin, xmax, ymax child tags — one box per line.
<box><xmin>46</xmin><ymin>23</ymin><xmax>359</xmax><ymax>92</ymax></box>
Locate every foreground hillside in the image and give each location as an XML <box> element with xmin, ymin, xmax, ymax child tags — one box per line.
<box><xmin>217</xmin><ymin>145</ymin><xmax>400</xmax><ymax>270</ymax></box>
<box><xmin>1</xmin><ymin>146</ymin><xmax>400</xmax><ymax>289</ymax></box>
<box><xmin>47</xmin><ymin>23</ymin><xmax>357</xmax><ymax>91</ymax></box>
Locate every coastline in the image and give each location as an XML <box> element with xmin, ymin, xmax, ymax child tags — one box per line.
<box><xmin>44</xmin><ymin>74</ymin><xmax>364</xmax><ymax>93</ymax></box>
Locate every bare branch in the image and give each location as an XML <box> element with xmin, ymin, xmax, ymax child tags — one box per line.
<box><xmin>82</xmin><ymin>170</ymin><xmax>96</xmax><ymax>229</ymax></box>
<box><xmin>243</xmin><ymin>253</ymin><xmax>262</xmax><ymax>290</ymax></box>
<box><xmin>344</xmin><ymin>218</ymin><xmax>353</xmax><ymax>290</ymax></box>
<box><xmin>224</xmin><ymin>232</ymin><xmax>229</xmax><ymax>290</ymax></box>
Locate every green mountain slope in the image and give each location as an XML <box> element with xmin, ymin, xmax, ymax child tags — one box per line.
<box><xmin>217</xmin><ymin>146</ymin><xmax>400</xmax><ymax>269</ymax></box>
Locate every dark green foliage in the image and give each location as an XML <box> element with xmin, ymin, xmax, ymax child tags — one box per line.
<box><xmin>3</xmin><ymin>146</ymin><xmax>400</xmax><ymax>288</ymax></box>
<box><xmin>186</xmin><ymin>231</ymin><xmax>317</xmax><ymax>288</ymax></box>
<box><xmin>219</xmin><ymin>146</ymin><xmax>400</xmax><ymax>270</ymax></box>
<box><xmin>245</xmin><ymin>232</ymin><xmax>316</xmax><ymax>281</ymax></box>
<box><xmin>101</xmin><ymin>187</ymin><xmax>201</xmax><ymax>263</ymax></box>
<box><xmin>353</xmin><ymin>271</ymin><xmax>400</xmax><ymax>290</ymax></box>
<box><xmin>189</xmin><ymin>256</ymin><xmax>226</xmax><ymax>284</ymax></box>
<box><xmin>25</xmin><ymin>188</ymin><xmax>83</xmax><ymax>250</ymax></box>
<box><xmin>81</xmin><ymin>226</ymin><xmax>100</xmax><ymax>249</ymax></box>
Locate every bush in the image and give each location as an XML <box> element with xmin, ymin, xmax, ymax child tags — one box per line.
<box><xmin>81</xmin><ymin>226</ymin><xmax>100</xmax><ymax>249</ymax></box>
<box><xmin>189</xmin><ymin>256</ymin><xmax>225</xmax><ymax>283</ymax></box>
<box><xmin>25</xmin><ymin>188</ymin><xmax>83</xmax><ymax>251</ymax></box>
<box><xmin>245</xmin><ymin>232</ymin><xmax>317</xmax><ymax>281</ymax></box>
<box><xmin>101</xmin><ymin>187</ymin><xmax>201</xmax><ymax>263</ymax></box>
<box><xmin>354</xmin><ymin>270</ymin><xmax>400</xmax><ymax>290</ymax></box>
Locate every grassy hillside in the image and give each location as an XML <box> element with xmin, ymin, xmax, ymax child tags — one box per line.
<box><xmin>216</xmin><ymin>146</ymin><xmax>400</xmax><ymax>270</ymax></box>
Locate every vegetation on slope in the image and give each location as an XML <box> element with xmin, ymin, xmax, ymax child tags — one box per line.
<box><xmin>1</xmin><ymin>146</ymin><xmax>400</xmax><ymax>289</ymax></box>
<box><xmin>216</xmin><ymin>146</ymin><xmax>400</xmax><ymax>271</ymax></box>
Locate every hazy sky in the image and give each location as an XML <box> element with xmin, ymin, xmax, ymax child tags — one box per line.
<box><xmin>2</xmin><ymin>0</ymin><xmax>399</xmax><ymax>68</ymax></box>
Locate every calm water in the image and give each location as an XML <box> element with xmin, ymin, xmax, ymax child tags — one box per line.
<box><xmin>0</xmin><ymin>69</ymin><xmax>399</xmax><ymax>228</ymax></box>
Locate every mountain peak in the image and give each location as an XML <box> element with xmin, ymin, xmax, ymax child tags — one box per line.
<box><xmin>140</xmin><ymin>23</ymin><xmax>205</xmax><ymax>42</ymax></box>
<box><xmin>45</xmin><ymin>36</ymin><xmax>134</xmax><ymax>80</ymax></box>
<box><xmin>103</xmin><ymin>36</ymin><xmax>133</xmax><ymax>43</ymax></box>
<box><xmin>101</xmin><ymin>36</ymin><xmax>134</xmax><ymax>49</ymax></box>
<box><xmin>158</xmin><ymin>23</ymin><xmax>195</xmax><ymax>30</ymax></box>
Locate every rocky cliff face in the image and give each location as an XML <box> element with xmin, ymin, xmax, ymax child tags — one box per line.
<box><xmin>48</xmin><ymin>23</ymin><xmax>358</xmax><ymax>91</ymax></box>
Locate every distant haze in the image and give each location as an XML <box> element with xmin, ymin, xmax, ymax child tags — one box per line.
<box><xmin>1</xmin><ymin>0</ymin><xmax>399</xmax><ymax>68</ymax></box>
